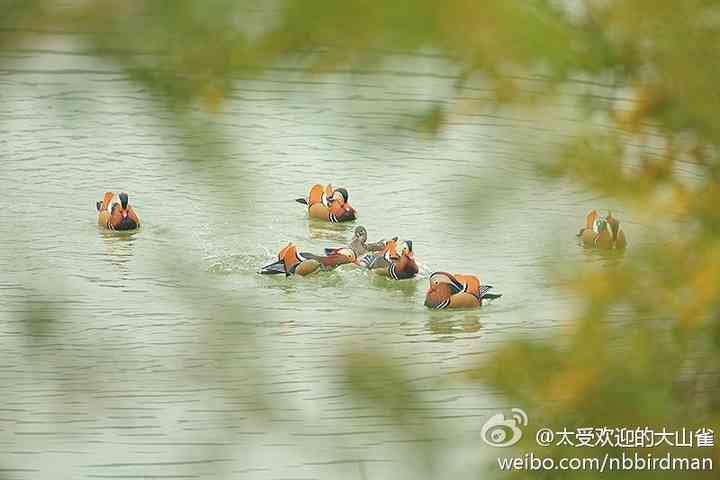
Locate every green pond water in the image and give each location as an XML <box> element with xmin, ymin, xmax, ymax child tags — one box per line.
<box><xmin>0</xmin><ymin>32</ymin><xmax>654</xmax><ymax>480</ymax></box>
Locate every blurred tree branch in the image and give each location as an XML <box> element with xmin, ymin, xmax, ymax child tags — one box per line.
<box><xmin>2</xmin><ymin>0</ymin><xmax>719</xmax><ymax>476</ymax></box>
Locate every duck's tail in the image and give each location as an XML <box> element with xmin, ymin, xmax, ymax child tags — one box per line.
<box><xmin>295</xmin><ymin>198</ymin><xmax>308</xmax><ymax>205</ymax></box>
<box><xmin>259</xmin><ymin>259</ymin><xmax>286</xmax><ymax>275</ymax></box>
<box><xmin>478</xmin><ymin>285</ymin><xmax>502</xmax><ymax>300</ymax></box>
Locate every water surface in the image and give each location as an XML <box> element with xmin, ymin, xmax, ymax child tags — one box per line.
<box><xmin>0</xmin><ymin>34</ymin><xmax>647</xmax><ymax>479</ymax></box>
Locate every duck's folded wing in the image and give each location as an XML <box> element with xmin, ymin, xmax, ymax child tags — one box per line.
<box><xmin>306</xmin><ymin>184</ymin><xmax>325</xmax><ymax>207</ymax></box>
<box><xmin>454</xmin><ymin>274</ymin><xmax>480</xmax><ymax>295</ymax></box>
<box><xmin>365</xmin><ymin>241</ymin><xmax>385</xmax><ymax>252</ymax></box>
<box><xmin>127</xmin><ymin>208</ymin><xmax>140</xmax><ymax>225</ymax></box>
<box><xmin>318</xmin><ymin>254</ymin><xmax>352</xmax><ymax>268</ymax></box>
<box><xmin>359</xmin><ymin>255</ymin><xmax>388</xmax><ymax>270</ymax></box>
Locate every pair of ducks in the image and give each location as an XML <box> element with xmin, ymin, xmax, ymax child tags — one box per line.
<box><xmin>94</xmin><ymin>185</ymin><xmax>351</xmax><ymax>232</ymax></box>
<box><xmin>261</xmin><ymin>183</ymin><xmax>502</xmax><ymax>310</ymax></box>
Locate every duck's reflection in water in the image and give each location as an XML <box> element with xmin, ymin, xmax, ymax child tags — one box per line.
<box><xmin>427</xmin><ymin>312</ymin><xmax>482</xmax><ymax>337</ymax></box>
<box><xmin>307</xmin><ymin>219</ymin><xmax>354</xmax><ymax>242</ymax></box>
<box><xmin>368</xmin><ymin>274</ymin><xmax>419</xmax><ymax>297</ymax></box>
<box><xmin>99</xmin><ymin>229</ymin><xmax>137</xmax><ymax>279</ymax></box>
<box><xmin>579</xmin><ymin>244</ymin><xmax>627</xmax><ymax>267</ymax></box>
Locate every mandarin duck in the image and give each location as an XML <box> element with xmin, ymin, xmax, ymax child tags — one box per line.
<box><xmin>259</xmin><ymin>242</ymin><xmax>356</xmax><ymax>276</ymax></box>
<box><xmin>96</xmin><ymin>192</ymin><xmax>140</xmax><ymax>231</ymax></box>
<box><xmin>424</xmin><ymin>272</ymin><xmax>501</xmax><ymax>309</ymax></box>
<box><xmin>359</xmin><ymin>238</ymin><xmax>418</xmax><ymax>280</ymax></box>
<box><xmin>577</xmin><ymin>210</ymin><xmax>627</xmax><ymax>250</ymax></box>
<box><xmin>324</xmin><ymin>226</ymin><xmax>386</xmax><ymax>258</ymax></box>
<box><xmin>295</xmin><ymin>183</ymin><xmax>357</xmax><ymax>223</ymax></box>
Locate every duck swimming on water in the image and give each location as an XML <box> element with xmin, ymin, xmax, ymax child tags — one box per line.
<box><xmin>324</xmin><ymin>226</ymin><xmax>386</xmax><ymax>258</ymax></box>
<box><xmin>259</xmin><ymin>242</ymin><xmax>356</xmax><ymax>276</ymax></box>
<box><xmin>424</xmin><ymin>272</ymin><xmax>501</xmax><ymax>309</ymax></box>
<box><xmin>577</xmin><ymin>210</ymin><xmax>627</xmax><ymax>250</ymax></box>
<box><xmin>96</xmin><ymin>192</ymin><xmax>140</xmax><ymax>231</ymax></box>
<box><xmin>296</xmin><ymin>183</ymin><xmax>357</xmax><ymax>223</ymax></box>
<box><xmin>359</xmin><ymin>238</ymin><xmax>418</xmax><ymax>280</ymax></box>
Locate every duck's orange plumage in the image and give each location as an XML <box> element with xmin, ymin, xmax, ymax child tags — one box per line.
<box><xmin>100</xmin><ymin>192</ymin><xmax>114</xmax><ymax>211</ymax></box>
<box><xmin>586</xmin><ymin>210</ymin><xmax>598</xmax><ymax>230</ymax></box>
<box><xmin>277</xmin><ymin>243</ymin><xmax>300</xmax><ymax>272</ymax></box>
<box><xmin>96</xmin><ymin>192</ymin><xmax>115</xmax><ymax>227</ymax></box>
<box><xmin>306</xmin><ymin>184</ymin><xmax>334</xmax><ymax>208</ymax></box>
<box><xmin>379</xmin><ymin>238</ymin><xmax>399</xmax><ymax>260</ymax></box>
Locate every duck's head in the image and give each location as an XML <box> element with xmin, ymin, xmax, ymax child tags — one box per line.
<box><xmin>119</xmin><ymin>192</ymin><xmax>129</xmax><ymax>210</ymax></box>
<box><xmin>396</xmin><ymin>241</ymin><xmax>418</xmax><ymax>276</ymax></box>
<box><xmin>114</xmin><ymin>192</ymin><xmax>134</xmax><ymax>220</ymax></box>
<box><xmin>332</xmin><ymin>187</ymin><xmax>349</xmax><ymax>204</ymax></box>
<box><xmin>320</xmin><ymin>184</ymin><xmax>347</xmax><ymax>207</ymax></box>
<box><xmin>424</xmin><ymin>271</ymin><xmax>456</xmax><ymax>308</ymax></box>
<box><xmin>328</xmin><ymin>196</ymin><xmax>357</xmax><ymax>222</ymax></box>
<box><xmin>596</xmin><ymin>218</ymin><xmax>608</xmax><ymax>234</ymax></box>
<box><xmin>606</xmin><ymin>212</ymin><xmax>620</xmax><ymax>240</ymax></box>
<box><xmin>353</xmin><ymin>226</ymin><xmax>368</xmax><ymax>244</ymax></box>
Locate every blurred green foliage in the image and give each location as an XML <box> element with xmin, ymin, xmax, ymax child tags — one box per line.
<box><xmin>2</xmin><ymin>0</ymin><xmax>719</xmax><ymax>477</ymax></box>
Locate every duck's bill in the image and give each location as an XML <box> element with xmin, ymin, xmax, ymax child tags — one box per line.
<box><xmin>259</xmin><ymin>260</ymin><xmax>286</xmax><ymax>275</ymax></box>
